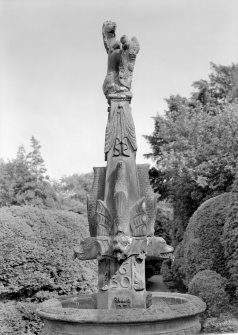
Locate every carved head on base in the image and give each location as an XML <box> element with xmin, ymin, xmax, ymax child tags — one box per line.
<box><xmin>112</xmin><ymin>233</ymin><xmax>132</xmax><ymax>261</ymax></box>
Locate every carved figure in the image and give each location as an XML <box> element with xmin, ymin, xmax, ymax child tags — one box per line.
<box><xmin>112</xmin><ymin>233</ymin><xmax>132</xmax><ymax>261</ymax></box>
<box><xmin>146</xmin><ymin>236</ymin><xmax>174</xmax><ymax>260</ymax></box>
<box><xmin>74</xmin><ymin>236</ymin><xmax>111</xmax><ymax>260</ymax></box>
<box><xmin>119</xmin><ymin>35</ymin><xmax>140</xmax><ymax>90</ymax></box>
<box><xmin>102</xmin><ymin>21</ymin><xmax>140</xmax><ymax>97</ymax></box>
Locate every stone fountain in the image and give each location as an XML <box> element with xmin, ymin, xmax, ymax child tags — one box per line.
<box><xmin>37</xmin><ymin>21</ymin><xmax>206</xmax><ymax>335</ymax></box>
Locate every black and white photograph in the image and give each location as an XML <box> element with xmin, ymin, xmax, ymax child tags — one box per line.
<box><xmin>0</xmin><ymin>1</ymin><xmax>238</xmax><ymax>334</ymax></box>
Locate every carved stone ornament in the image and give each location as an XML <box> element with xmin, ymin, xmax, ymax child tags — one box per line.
<box><xmin>104</xmin><ymin>101</ymin><xmax>137</xmax><ymax>159</ymax></box>
<box><xmin>114</xmin><ymin>296</ymin><xmax>132</xmax><ymax>309</ymax></box>
<box><xmin>74</xmin><ymin>236</ymin><xmax>112</xmax><ymax>260</ymax></box>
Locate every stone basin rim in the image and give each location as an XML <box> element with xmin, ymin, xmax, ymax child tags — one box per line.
<box><xmin>37</xmin><ymin>292</ymin><xmax>206</xmax><ymax>324</ymax></box>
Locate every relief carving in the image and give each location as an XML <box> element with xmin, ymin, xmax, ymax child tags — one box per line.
<box><xmin>74</xmin><ymin>236</ymin><xmax>111</xmax><ymax>260</ymax></box>
<box><xmin>113</xmin><ymin>161</ymin><xmax>130</xmax><ymax>235</ymax></box>
<box><xmin>87</xmin><ymin>167</ymin><xmax>106</xmax><ymax>237</ymax></box>
<box><xmin>96</xmin><ymin>200</ymin><xmax>113</xmax><ymax>236</ymax></box>
<box><xmin>114</xmin><ymin>296</ymin><xmax>132</xmax><ymax>309</ymax></box>
<box><xmin>104</xmin><ymin>102</ymin><xmax>137</xmax><ymax>160</ymax></box>
<box><xmin>137</xmin><ymin>164</ymin><xmax>157</xmax><ymax>236</ymax></box>
<box><xmin>109</xmin><ymin>257</ymin><xmax>131</xmax><ymax>290</ymax></box>
<box><xmin>130</xmin><ymin>197</ymin><xmax>147</xmax><ymax>236</ymax></box>
<box><xmin>133</xmin><ymin>257</ymin><xmax>145</xmax><ymax>291</ymax></box>
<box><xmin>112</xmin><ymin>233</ymin><xmax>132</xmax><ymax>261</ymax></box>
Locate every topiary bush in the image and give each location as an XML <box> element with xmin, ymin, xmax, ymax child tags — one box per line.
<box><xmin>188</xmin><ymin>270</ymin><xmax>229</xmax><ymax>317</ymax></box>
<box><xmin>0</xmin><ymin>206</ymin><xmax>97</xmax><ymax>299</ymax></box>
<box><xmin>203</xmin><ymin>313</ymin><xmax>238</xmax><ymax>334</ymax></box>
<box><xmin>172</xmin><ymin>193</ymin><xmax>230</xmax><ymax>287</ymax></box>
<box><xmin>222</xmin><ymin>174</ymin><xmax>238</xmax><ymax>298</ymax></box>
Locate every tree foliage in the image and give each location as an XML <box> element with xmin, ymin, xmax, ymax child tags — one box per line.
<box><xmin>0</xmin><ymin>137</ymin><xmax>58</xmax><ymax>208</ymax></box>
<box><xmin>53</xmin><ymin>172</ymin><xmax>93</xmax><ymax>213</ymax></box>
<box><xmin>0</xmin><ymin>137</ymin><xmax>94</xmax><ymax>212</ymax></box>
<box><xmin>145</xmin><ymin>63</ymin><xmax>238</xmax><ymax>243</ymax></box>
<box><xmin>26</xmin><ymin>136</ymin><xmax>47</xmax><ymax>181</ymax></box>
<box><xmin>188</xmin><ymin>270</ymin><xmax>229</xmax><ymax>317</ymax></box>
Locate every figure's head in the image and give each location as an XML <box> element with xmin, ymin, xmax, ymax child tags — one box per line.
<box><xmin>120</xmin><ymin>35</ymin><xmax>130</xmax><ymax>50</ymax></box>
<box><xmin>112</xmin><ymin>233</ymin><xmax>132</xmax><ymax>261</ymax></box>
<box><xmin>103</xmin><ymin>21</ymin><xmax>117</xmax><ymax>37</ymax></box>
<box><xmin>153</xmin><ymin>236</ymin><xmax>174</xmax><ymax>259</ymax></box>
<box><xmin>102</xmin><ymin>21</ymin><xmax>120</xmax><ymax>53</ymax></box>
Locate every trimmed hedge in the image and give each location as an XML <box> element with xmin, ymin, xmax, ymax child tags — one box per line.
<box><xmin>0</xmin><ymin>206</ymin><xmax>97</xmax><ymax>299</ymax></box>
<box><xmin>188</xmin><ymin>270</ymin><xmax>229</xmax><ymax>317</ymax></box>
<box><xmin>222</xmin><ymin>177</ymin><xmax>238</xmax><ymax>297</ymax></box>
<box><xmin>172</xmin><ymin>193</ymin><xmax>230</xmax><ymax>287</ymax></box>
<box><xmin>203</xmin><ymin>314</ymin><xmax>238</xmax><ymax>334</ymax></box>
<box><xmin>0</xmin><ymin>301</ymin><xmax>43</xmax><ymax>335</ymax></box>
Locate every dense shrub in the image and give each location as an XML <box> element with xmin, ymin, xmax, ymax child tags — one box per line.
<box><xmin>154</xmin><ymin>201</ymin><xmax>173</xmax><ymax>245</ymax></box>
<box><xmin>172</xmin><ymin>193</ymin><xmax>230</xmax><ymax>287</ymax></box>
<box><xmin>203</xmin><ymin>314</ymin><xmax>238</xmax><ymax>334</ymax></box>
<box><xmin>222</xmin><ymin>175</ymin><xmax>238</xmax><ymax>297</ymax></box>
<box><xmin>160</xmin><ymin>260</ymin><xmax>175</xmax><ymax>288</ymax></box>
<box><xmin>188</xmin><ymin>270</ymin><xmax>229</xmax><ymax>317</ymax></box>
<box><xmin>0</xmin><ymin>301</ymin><xmax>43</xmax><ymax>335</ymax></box>
<box><xmin>0</xmin><ymin>301</ymin><xmax>25</xmax><ymax>335</ymax></box>
<box><xmin>0</xmin><ymin>206</ymin><xmax>97</xmax><ymax>299</ymax></box>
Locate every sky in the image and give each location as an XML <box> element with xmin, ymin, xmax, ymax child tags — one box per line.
<box><xmin>0</xmin><ymin>0</ymin><xmax>238</xmax><ymax>179</ymax></box>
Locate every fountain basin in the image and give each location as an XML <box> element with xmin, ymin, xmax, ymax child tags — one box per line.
<box><xmin>37</xmin><ymin>292</ymin><xmax>206</xmax><ymax>335</ymax></box>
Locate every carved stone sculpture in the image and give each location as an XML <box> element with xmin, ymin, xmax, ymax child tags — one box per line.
<box><xmin>37</xmin><ymin>22</ymin><xmax>206</xmax><ymax>335</ymax></box>
<box><xmin>102</xmin><ymin>21</ymin><xmax>140</xmax><ymax>98</ymax></box>
<box><xmin>74</xmin><ymin>21</ymin><xmax>174</xmax><ymax>310</ymax></box>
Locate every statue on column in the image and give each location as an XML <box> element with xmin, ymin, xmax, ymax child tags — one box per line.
<box><xmin>75</xmin><ymin>21</ymin><xmax>174</xmax><ymax>310</ymax></box>
<box><xmin>102</xmin><ymin>21</ymin><xmax>140</xmax><ymax>98</ymax></box>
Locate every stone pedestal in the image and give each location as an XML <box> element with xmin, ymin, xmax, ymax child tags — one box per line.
<box><xmin>97</xmin><ymin>255</ymin><xmax>146</xmax><ymax>309</ymax></box>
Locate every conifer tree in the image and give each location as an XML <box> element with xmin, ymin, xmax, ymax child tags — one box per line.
<box><xmin>0</xmin><ymin>139</ymin><xmax>58</xmax><ymax>208</ymax></box>
<box><xmin>26</xmin><ymin>136</ymin><xmax>47</xmax><ymax>181</ymax></box>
